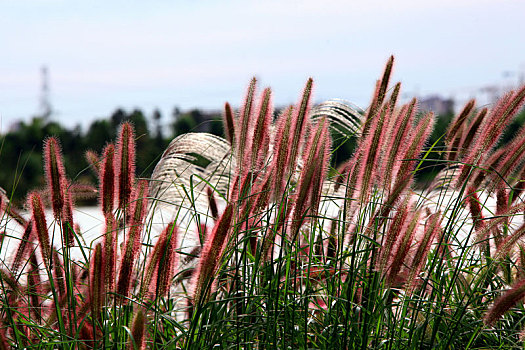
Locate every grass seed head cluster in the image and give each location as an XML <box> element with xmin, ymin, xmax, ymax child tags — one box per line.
<box><xmin>1</xmin><ymin>57</ymin><xmax>525</xmax><ymax>348</ymax></box>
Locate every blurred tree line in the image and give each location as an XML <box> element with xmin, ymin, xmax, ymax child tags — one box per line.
<box><xmin>0</xmin><ymin>107</ymin><xmax>224</xmax><ymax>205</ymax></box>
<box><xmin>2</xmin><ymin>103</ymin><xmax>523</xmax><ymax>206</ymax></box>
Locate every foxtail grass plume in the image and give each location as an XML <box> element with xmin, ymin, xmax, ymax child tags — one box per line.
<box><xmin>116</xmin><ymin>122</ymin><xmax>136</xmax><ymax>209</ymax></box>
<box><xmin>357</xmin><ymin>103</ymin><xmax>389</xmax><ymax>203</ymax></box>
<box><xmin>129</xmin><ymin>308</ymin><xmax>146</xmax><ymax>350</ymax></box>
<box><xmin>100</xmin><ymin>144</ymin><xmax>116</xmax><ymax>216</ymax></box>
<box><xmin>141</xmin><ymin>221</ymin><xmax>178</xmax><ymax>299</ymax></box>
<box><xmin>116</xmin><ymin>179</ymin><xmax>148</xmax><ymax>302</ymax></box>
<box><xmin>85</xmin><ymin>150</ymin><xmax>100</xmax><ymax>175</ymax></box>
<box><xmin>29</xmin><ymin>192</ymin><xmax>51</xmax><ymax>271</ymax></box>
<box><xmin>223</xmin><ymin>102</ymin><xmax>235</xmax><ymax>145</ymax></box>
<box><xmin>61</xmin><ymin>181</ymin><xmax>75</xmax><ymax>246</ymax></box>
<box><xmin>207</xmin><ymin>187</ymin><xmax>219</xmax><ymax>220</ymax></box>
<box><xmin>389</xmin><ymin>112</ymin><xmax>434</xmax><ymax>201</ymax></box>
<box><xmin>377</xmin><ymin>196</ymin><xmax>411</xmax><ymax>273</ymax></box>
<box><xmin>466</xmin><ymin>187</ymin><xmax>486</xmax><ymax>232</ymax></box>
<box><xmin>363</xmin><ymin>55</ymin><xmax>394</xmax><ymax>135</ymax></box>
<box><xmin>387</xmin><ymin>82</ymin><xmax>401</xmax><ymax>111</ymax></box>
<box><xmin>494</xmin><ymin>222</ymin><xmax>525</xmax><ymax>260</ymax></box>
<box><xmin>458</xmin><ymin>107</ymin><xmax>487</xmax><ymax>159</ymax></box>
<box><xmin>484</xmin><ymin>278</ymin><xmax>525</xmax><ymax>327</ymax></box>
<box><xmin>457</xmin><ymin>85</ymin><xmax>525</xmax><ymax>187</ymax></box>
<box><xmin>271</xmin><ymin>106</ymin><xmax>294</xmax><ymax>201</ymax></box>
<box><xmin>236</xmin><ymin>77</ymin><xmax>257</xmax><ymax>174</ymax></box>
<box><xmin>446</xmin><ymin>99</ymin><xmax>475</xmax><ymax>161</ymax></box>
<box><xmin>406</xmin><ymin>212</ymin><xmax>442</xmax><ymax>291</ymax></box>
<box><xmin>383</xmin><ymin>99</ymin><xmax>417</xmax><ymax>191</ymax></box>
<box><xmin>103</xmin><ymin>214</ymin><xmax>118</xmax><ymax>294</ymax></box>
<box><xmin>89</xmin><ymin>243</ymin><xmax>104</xmax><ymax>323</ymax></box>
<box><xmin>469</xmin><ymin>148</ymin><xmax>507</xmax><ymax>190</ymax></box>
<box><xmin>43</xmin><ymin>137</ymin><xmax>67</xmax><ymax>219</ymax></box>
<box><xmin>27</xmin><ymin>252</ymin><xmax>42</xmax><ymax>323</ymax></box>
<box><xmin>287</xmin><ymin>78</ymin><xmax>314</xmax><ymax>181</ymax></box>
<box><xmin>11</xmin><ymin>221</ymin><xmax>33</xmax><ymax>275</ymax></box>
<box><xmin>289</xmin><ymin>117</ymin><xmax>331</xmax><ymax>241</ymax></box>
<box><xmin>249</xmin><ymin>87</ymin><xmax>272</xmax><ymax>171</ymax></box>
<box><xmin>512</xmin><ymin>164</ymin><xmax>525</xmax><ymax>203</ymax></box>
<box><xmin>386</xmin><ymin>208</ymin><xmax>421</xmax><ymax>286</ymax></box>
<box><xmin>191</xmin><ymin>202</ymin><xmax>234</xmax><ymax>305</ymax></box>
<box><xmin>156</xmin><ymin>222</ymin><xmax>178</xmax><ymax>298</ymax></box>
<box><xmin>141</xmin><ymin>238</ymin><xmax>163</xmax><ymax>299</ymax></box>
<box><xmin>490</xmin><ymin>124</ymin><xmax>525</xmax><ymax>187</ymax></box>
<box><xmin>0</xmin><ymin>327</ymin><xmax>8</xmax><ymax>350</ymax></box>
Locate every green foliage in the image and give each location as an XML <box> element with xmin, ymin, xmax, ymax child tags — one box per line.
<box><xmin>0</xmin><ymin>108</ymin><xmax>172</xmax><ymax>204</ymax></box>
<box><xmin>172</xmin><ymin>109</ymin><xmax>224</xmax><ymax>137</ymax></box>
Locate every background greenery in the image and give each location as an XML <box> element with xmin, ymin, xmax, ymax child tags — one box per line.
<box><xmin>2</xmin><ymin>105</ymin><xmax>525</xmax><ymax>206</ymax></box>
<box><xmin>0</xmin><ymin>107</ymin><xmax>225</xmax><ymax>205</ymax></box>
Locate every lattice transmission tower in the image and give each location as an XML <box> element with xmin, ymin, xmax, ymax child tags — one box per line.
<box><xmin>38</xmin><ymin>65</ymin><xmax>52</xmax><ymax>119</ymax></box>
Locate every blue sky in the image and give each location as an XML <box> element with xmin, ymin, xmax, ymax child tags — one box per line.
<box><xmin>1</xmin><ymin>0</ymin><xmax>525</xmax><ymax>130</ymax></box>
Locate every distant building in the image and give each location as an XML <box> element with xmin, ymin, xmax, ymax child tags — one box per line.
<box><xmin>419</xmin><ymin>95</ymin><xmax>454</xmax><ymax>116</ymax></box>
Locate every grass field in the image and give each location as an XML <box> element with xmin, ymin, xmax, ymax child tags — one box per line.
<box><xmin>2</xmin><ymin>56</ymin><xmax>525</xmax><ymax>349</ymax></box>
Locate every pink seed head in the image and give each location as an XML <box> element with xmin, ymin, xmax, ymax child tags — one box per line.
<box><xmin>11</xmin><ymin>221</ymin><xmax>34</xmax><ymax>275</ymax></box>
<box><xmin>100</xmin><ymin>144</ymin><xmax>116</xmax><ymax>216</ymax></box>
<box><xmin>192</xmin><ymin>203</ymin><xmax>234</xmax><ymax>305</ymax></box>
<box><xmin>207</xmin><ymin>187</ymin><xmax>219</xmax><ymax>220</ymax></box>
<box><xmin>223</xmin><ymin>102</ymin><xmax>236</xmax><ymax>145</ymax></box>
<box><xmin>466</xmin><ymin>187</ymin><xmax>485</xmax><ymax>232</ymax></box>
<box><xmin>288</xmin><ymin>118</ymin><xmax>329</xmax><ymax>239</ymax></box>
<box><xmin>43</xmin><ymin>137</ymin><xmax>67</xmax><ymax>219</ymax></box>
<box><xmin>85</xmin><ymin>150</ymin><xmax>100</xmax><ymax>176</ymax></box>
<box><xmin>90</xmin><ymin>243</ymin><xmax>104</xmax><ymax>321</ymax></box>
<box><xmin>271</xmin><ymin>106</ymin><xmax>294</xmax><ymax>200</ymax></box>
<box><xmin>103</xmin><ymin>214</ymin><xmax>118</xmax><ymax>294</ymax></box>
<box><xmin>129</xmin><ymin>308</ymin><xmax>146</xmax><ymax>350</ymax></box>
<box><xmin>116</xmin><ymin>180</ymin><xmax>148</xmax><ymax>302</ymax></box>
<box><xmin>377</xmin><ymin>196</ymin><xmax>411</xmax><ymax>273</ymax></box>
<box><xmin>28</xmin><ymin>192</ymin><xmax>51</xmax><ymax>270</ymax></box>
<box><xmin>484</xmin><ymin>278</ymin><xmax>525</xmax><ymax>327</ymax></box>
<box><xmin>287</xmin><ymin>78</ymin><xmax>314</xmax><ymax>176</ymax></box>
<box><xmin>407</xmin><ymin>212</ymin><xmax>442</xmax><ymax>291</ymax></box>
<box><xmin>249</xmin><ymin>87</ymin><xmax>273</xmax><ymax>171</ymax></box>
<box><xmin>364</xmin><ymin>55</ymin><xmax>394</xmax><ymax>134</ymax></box>
<box><xmin>61</xmin><ymin>181</ymin><xmax>75</xmax><ymax>246</ymax></box>
<box><xmin>236</xmin><ymin>77</ymin><xmax>257</xmax><ymax>173</ymax></box>
<box><xmin>27</xmin><ymin>252</ymin><xmax>42</xmax><ymax>322</ymax></box>
<box><xmin>446</xmin><ymin>99</ymin><xmax>475</xmax><ymax>145</ymax></box>
<box><xmin>458</xmin><ymin>108</ymin><xmax>487</xmax><ymax>159</ymax></box>
<box><xmin>156</xmin><ymin>222</ymin><xmax>178</xmax><ymax>298</ymax></box>
<box><xmin>116</xmin><ymin>122</ymin><xmax>136</xmax><ymax>209</ymax></box>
